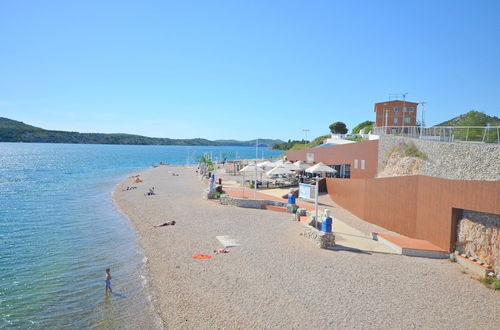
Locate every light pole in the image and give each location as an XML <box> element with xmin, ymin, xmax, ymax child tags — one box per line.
<box><xmin>254</xmin><ymin>138</ymin><xmax>258</xmax><ymax>199</ymax></box>
<box><xmin>419</xmin><ymin>102</ymin><xmax>426</xmax><ymax>139</ymax></box>
<box><xmin>402</xmin><ymin>92</ymin><xmax>408</xmax><ymax>133</ymax></box>
<box><xmin>383</xmin><ymin>103</ymin><xmax>388</xmax><ymax>134</ymax></box>
<box><xmin>302</xmin><ymin>128</ymin><xmax>310</xmax><ymax>148</ymax></box>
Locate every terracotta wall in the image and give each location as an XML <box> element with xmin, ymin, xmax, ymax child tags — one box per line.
<box><xmin>286</xmin><ymin>140</ymin><xmax>379</xmax><ymax>179</ymax></box>
<box><xmin>326</xmin><ymin>176</ymin><xmax>500</xmax><ymax>251</ymax></box>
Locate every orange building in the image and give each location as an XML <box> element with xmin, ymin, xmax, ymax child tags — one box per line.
<box><xmin>374</xmin><ymin>100</ymin><xmax>419</xmax><ymax>133</ymax></box>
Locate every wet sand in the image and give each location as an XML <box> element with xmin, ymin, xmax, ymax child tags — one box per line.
<box><xmin>114</xmin><ymin>165</ymin><xmax>499</xmax><ymax>329</ymax></box>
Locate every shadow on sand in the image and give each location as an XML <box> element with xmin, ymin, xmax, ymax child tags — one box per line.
<box><xmin>327</xmin><ymin>244</ymin><xmax>372</xmax><ymax>255</ymax></box>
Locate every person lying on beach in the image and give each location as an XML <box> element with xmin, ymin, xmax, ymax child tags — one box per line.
<box><xmin>153</xmin><ymin>220</ymin><xmax>176</xmax><ymax>227</ymax></box>
<box><xmin>213</xmin><ymin>248</ymin><xmax>229</xmax><ymax>254</ymax></box>
<box><xmin>123</xmin><ymin>186</ymin><xmax>137</xmax><ymax>191</ymax></box>
<box><xmin>133</xmin><ymin>178</ymin><xmax>143</xmax><ymax>183</ymax></box>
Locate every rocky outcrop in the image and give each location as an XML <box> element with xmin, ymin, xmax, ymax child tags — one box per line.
<box><xmin>378</xmin><ymin>152</ymin><xmax>421</xmax><ymax>178</ymax></box>
<box><xmin>456</xmin><ymin>210</ymin><xmax>500</xmax><ymax>275</ymax></box>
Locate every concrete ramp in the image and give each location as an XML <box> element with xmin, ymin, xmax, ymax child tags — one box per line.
<box><xmin>373</xmin><ymin>233</ymin><xmax>449</xmax><ymax>259</ymax></box>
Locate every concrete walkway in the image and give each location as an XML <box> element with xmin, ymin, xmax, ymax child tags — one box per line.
<box><xmin>223</xmin><ymin>186</ymin><xmax>398</xmax><ymax>254</ymax></box>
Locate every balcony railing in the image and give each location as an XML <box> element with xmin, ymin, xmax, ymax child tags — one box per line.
<box><xmin>372</xmin><ymin>126</ymin><xmax>500</xmax><ymax>144</ymax></box>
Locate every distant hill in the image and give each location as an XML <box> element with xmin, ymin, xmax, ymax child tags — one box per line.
<box><xmin>0</xmin><ymin>117</ymin><xmax>284</xmax><ymax>146</ymax></box>
<box><xmin>436</xmin><ymin>111</ymin><xmax>500</xmax><ymax>127</ymax></box>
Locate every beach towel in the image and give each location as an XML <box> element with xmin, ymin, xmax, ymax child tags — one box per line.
<box><xmin>192</xmin><ymin>254</ymin><xmax>212</xmax><ymax>259</ymax></box>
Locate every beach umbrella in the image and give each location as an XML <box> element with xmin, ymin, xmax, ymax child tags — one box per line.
<box><xmin>266</xmin><ymin>166</ymin><xmax>293</xmax><ymax>177</ymax></box>
<box><xmin>305</xmin><ymin>162</ymin><xmax>336</xmax><ymax>229</ymax></box>
<box><xmin>239</xmin><ymin>164</ymin><xmax>264</xmax><ymax>198</ymax></box>
<box><xmin>283</xmin><ymin>161</ymin><xmax>300</xmax><ymax>171</ymax></box>
<box><xmin>239</xmin><ymin>164</ymin><xmax>264</xmax><ymax>173</ymax></box>
<box><xmin>305</xmin><ymin>162</ymin><xmax>337</xmax><ymax>174</ymax></box>
<box><xmin>257</xmin><ymin>160</ymin><xmax>273</xmax><ymax>169</ymax></box>
<box><xmin>270</xmin><ymin>159</ymin><xmax>286</xmax><ymax>168</ymax></box>
<box><xmin>294</xmin><ymin>160</ymin><xmax>310</xmax><ymax>170</ymax></box>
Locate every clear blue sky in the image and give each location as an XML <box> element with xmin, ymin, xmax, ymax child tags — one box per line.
<box><xmin>1</xmin><ymin>0</ymin><xmax>499</xmax><ymax>141</ymax></box>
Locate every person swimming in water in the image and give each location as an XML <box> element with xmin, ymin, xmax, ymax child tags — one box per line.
<box><xmin>105</xmin><ymin>268</ymin><xmax>112</xmax><ymax>294</ymax></box>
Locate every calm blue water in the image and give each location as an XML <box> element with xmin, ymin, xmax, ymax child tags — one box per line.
<box><xmin>0</xmin><ymin>143</ymin><xmax>282</xmax><ymax>328</ymax></box>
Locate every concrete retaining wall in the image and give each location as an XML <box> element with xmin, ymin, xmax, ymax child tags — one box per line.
<box><xmin>378</xmin><ymin>135</ymin><xmax>500</xmax><ymax>181</ymax></box>
<box><xmin>220</xmin><ymin>194</ymin><xmax>288</xmax><ymax>209</ymax></box>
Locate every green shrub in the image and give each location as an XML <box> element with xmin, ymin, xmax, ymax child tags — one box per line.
<box><xmin>483</xmin><ymin>277</ymin><xmax>494</xmax><ymax>284</ymax></box>
<box><xmin>494</xmin><ymin>279</ymin><xmax>500</xmax><ymax>290</ymax></box>
<box><xmin>387</xmin><ymin>141</ymin><xmax>427</xmax><ymax>159</ymax></box>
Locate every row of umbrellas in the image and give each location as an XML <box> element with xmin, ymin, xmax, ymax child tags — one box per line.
<box><xmin>239</xmin><ymin>160</ymin><xmax>336</xmax><ymax>177</ymax></box>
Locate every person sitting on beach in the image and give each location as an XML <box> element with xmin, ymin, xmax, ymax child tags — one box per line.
<box><xmin>146</xmin><ymin>187</ymin><xmax>155</xmax><ymax>195</ymax></box>
<box><xmin>153</xmin><ymin>220</ymin><xmax>176</xmax><ymax>227</ymax></box>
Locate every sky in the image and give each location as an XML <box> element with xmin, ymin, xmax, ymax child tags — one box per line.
<box><xmin>1</xmin><ymin>0</ymin><xmax>499</xmax><ymax>141</ymax></box>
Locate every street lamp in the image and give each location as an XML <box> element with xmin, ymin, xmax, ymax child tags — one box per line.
<box><xmin>302</xmin><ymin>128</ymin><xmax>310</xmax><ymax>148</ymax></box>
<box><xmin>419</xmin><ymin>102</ymin><xmax>426</xmax><ymax>139</ymax></box>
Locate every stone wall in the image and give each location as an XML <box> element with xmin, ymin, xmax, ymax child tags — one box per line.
<box><xmin>303</xmin><ymin>224</ymin><xmax>336</xmax><ymax>249</ymax></box>
<box><xmin>378</xmin><ymin>135</ymin><xmax>500</xmax><ymax>181</ymax></box>
<box><xmin>456</xmin><ymin>210</ymin><xmax>500</xmax><ymax>275</ymax></box>
<box><xmin>219</xmin><ymin>194</ymin><xmax>288</xmax><ymax>209</ymax></box>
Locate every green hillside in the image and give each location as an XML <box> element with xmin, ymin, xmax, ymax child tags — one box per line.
<box><xmin>0</xmin><ymin>117</ymin><xmax>284</xmax><ymax>146</ymax></box>
<box><xmin>436</xmin><ymin>111</ymin><xmax>500</xmax><ymax>126</ymax></box>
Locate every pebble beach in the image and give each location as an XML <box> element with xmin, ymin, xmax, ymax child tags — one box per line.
<box><xmin>114</xmin><ymin>165</ymin><xmax>499</xmax><ymax>329</ymax></box>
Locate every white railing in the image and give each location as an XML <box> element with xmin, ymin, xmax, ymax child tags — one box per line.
<box><xmin>372</xmin><ymin>126</ymin><xmax>500</xmax><ymax>144</ymax></box>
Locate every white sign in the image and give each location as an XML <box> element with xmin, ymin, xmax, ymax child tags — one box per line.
<box><xmin>299</xmin><ymin>183</ymin><xmax>315</xmax><ymax>200</ymax></box>
<box><xmin>306</xmin><ymin>153</ymin><xmax>315</xmax><ymax>163</ymax></box>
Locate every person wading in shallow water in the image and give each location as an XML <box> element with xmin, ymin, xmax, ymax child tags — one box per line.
<box><xmin>105</xmin><ymin>268</ymin><xmax>112</xmax><ymax>294</ymax></box>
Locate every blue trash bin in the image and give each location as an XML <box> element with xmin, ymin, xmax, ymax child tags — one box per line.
<box><xmin>322</xmin><ymin>216</ymin><xmax>332</xmax><ymax>233</ymax></box>
<box><xmin>287</xmin><ymin>193</ymin><xmax>296</xmax><ymax>205</ymax></box>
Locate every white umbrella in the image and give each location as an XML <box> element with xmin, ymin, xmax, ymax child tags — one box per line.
<box><xmin>305</xmin><ymin>162</ymin><xmax>337</xmax><ymax>174</ymax></box>
<box><xmin>294</xmin><ymin>160</ymin><xmax>310</xmax><ymax>170</ymax></box>
<box><xmin>283</xmin><ymin>161</ymin><xmax>300</xmax><ymax>171</ymax></box>
<box><xmin>266</xmin><ymin>166</ymin><xmax>293</xmax><ymax>177</ymax></box>
<box><xmin>270</xmin><ymin>159</ymin><xmax>286</xmax><ymax>168</ymax></box>
<box><xmin>240</xmin><ymin>164</ymin><xmax>264</xmax><ymax>173</ymax></box>
<box><xmin>257</xmin><ymin>160</ymin><xmax>274</xmax><ymax>168</ymax></box>
<box><xmin>304</xmin><ymin>162</ymin><xmax>336</xmax><ymax>231</ymax></box>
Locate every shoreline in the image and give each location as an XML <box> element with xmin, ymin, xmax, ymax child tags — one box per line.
<box><xmin>112</xmin><ymin>167</ymin><xmax>168</xmax><ymax>329</ymax></box>
<box><xmin>113</xmin><ymin>165</ymin><xmax>500</xmax><ymax>329</ymax></box>
<box><xmin>111</xmin><ymin>178</ymin><xmax>165</xmax><ymax>329</ymax></box>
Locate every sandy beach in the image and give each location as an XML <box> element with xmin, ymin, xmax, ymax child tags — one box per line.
<box><xmin>114</xmin><ymin>165</ymin><xmax>499</xmax><ymax>329</ymax></box>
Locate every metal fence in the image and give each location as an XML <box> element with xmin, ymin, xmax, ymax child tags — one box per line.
<box><xmin>372</xmin><ymin>126</ymin><xmax>500</xmax><ymax>144</ymax></box>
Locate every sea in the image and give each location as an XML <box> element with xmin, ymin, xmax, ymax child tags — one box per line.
<box><xmin>0</xmin><ymin>143</ymin><xmax>282</xmax><ymax>329</ymax></box>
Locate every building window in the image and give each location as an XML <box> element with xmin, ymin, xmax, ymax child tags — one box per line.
<box><xmin>393</xmin><ymin>107</ymin><xmax>398</xmax><ymax>113</ymax></box>
<box><xmin>404</xmin><ymin>117</ymin><xmax>411</xmax><ymax>124</ymax></box>
<box><xmin>394</xmin><ymin>118</ymin><xmax>398</xmax><ymax>124</ymax></box>
<box><xmin>409</xmin><ymin>107</ymin><xmax>415</xmax><ymax>112</ymax></box>
<box><xmin>354</xmin><ymin>159</ymin><xmax>358</xmax><ymax>169</ymax></box>
<box><xmin>402</xmin><ymin>107</ymin><xmax>407</xmax><ymax>112</ymax></box>
<box><xmin>332</xmin><ymin>164</ymin><xmax>351</xmax><ymax>179</ymax></box>
<box><xmin>361</xmin><ymin>160</ymin><xmax>365</xmax><ymax>170</ymax></box>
